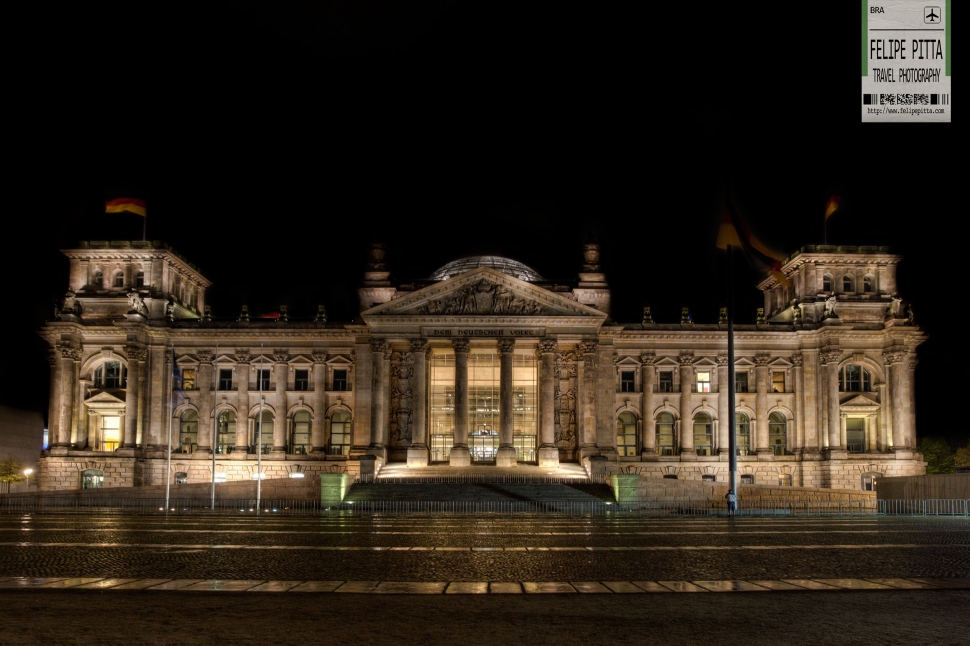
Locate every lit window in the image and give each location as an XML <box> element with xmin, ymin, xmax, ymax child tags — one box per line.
<box><xmin>94</xmin><ymin>361</ymin><xmax>127</xmax><ymax>389</ymax></box>
<box><xmin>735</xmin><ymin>372</ymin><xmax>749</xmax><ymax>393</ymax></box>
<box><xmin>294</xmin><ymin>369</ymin><xmax>309</xmax><ymax>391</ymax></box>
<box><xmin>693</xmin><ymin>413</ymin><xmax>713</xmax><ymax>456</ymax></box>
<box><xmin>175</xmin><ymin>472</ymin><xmax>188</xmax><ymax>485</ymax></box>
<box><xmin>740</xmin><ymin>474</ymin><xmax>754</xmax><ymax>484</ymax></box>
<box><xmin>329</xmin><ymin>411</ymin><xmax>352</xmax><ymax>455</ymax></box>
<box><xmin>616</xmin><ymin>412</ymin><xmax>638</xmax><ymax>456</ymax></box>
<box><xmin>214</xmin><ymin>472</ymin><xmax>227</xmax><ymax>483</ymax></box>
<box><xmin>736</xmin><ymin>413</ymin><xmax>751</xmax><ymax>456</ymax></box>
<box><xmin>658</xmin><ymin>371</ymin><xmax>673</xmax><ymax>393</ymax></box>
<box><xmin>99</xmin><ymin>415</ymin><xmax>120</xmax><ymax>452</ymax></box>
<box><xmin>250</xmin><ymin>473</ymin><xmax>267</xmax><ymax>480</ymax></box>
<box><xmin>620</xmin><ymin>371</ymin><xmax>635</xmax><ymax>393</ymax></box>
<box><xmin>839</xmin><ymin>365</ymin><xmax>871</xmax><ymax>392</ymax></box>
<box><xmin>696</xmin><ymin>371</ymin><xmax>711</xmax><ymax>393</ymax></box>
<box><xmin>81</xmin><ymin>469</ymin><xmax>104</xmax><ymax>489</ymax></box>
<box><xmin>862</xmin><ymin>473</ymin><xmax>879</xmax><ymax>491</ymax></box>
<box><xmin>289</xmin><ymin>472</ymin><xmax>305</xmax><ymax>479</ymax></box>
<box><xmin>333</xmin><ymin>369</ymin><xmax>348</xmax><ymax>391</ymax></box>
<box><xmin>655</xmin><ymin>413</ymin><xmax>675</xmax><ymax>455</ymax></box>
<box><xmin>846</xmin><ymin>418</ymin><xmax>866</xmax><ymax>453</ymax></box>
<box><xmin>769</xmin><ymin>412</ymin><xmax>788</xmax><ymax>456</ymax></box>
<box><xmin>291</xmin><ymin>410</ymin><xmax>311</xmax><ymax>454</ymax></box>
<box><xmin>181</xmin><ymin>368</ymin><xmax>196</xmax><ymax>390</ymax></box>
<box><xmin>179</xmin><ymin>410</ymin><xmax>198</xmax><ymax>454</ymax></box>
<box><xmin>219</xmin><ymin>369</ymin><xmax>233</xmax><ymax>390</ymax></box>
<box><xmin>778</xmin><ymin>474</ymin><xmax>792</xmax><ymax>486</ymax></box>
<box><xmin>771</xmin><ymin>372</ymin><xmax>785</xmax><ymax>393</ymax></box>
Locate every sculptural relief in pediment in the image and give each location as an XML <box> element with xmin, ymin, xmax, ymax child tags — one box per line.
<box><xmin>415</xmin><ymin>278</ymin><xmax>549</xmax><ymax>316</ymax></box>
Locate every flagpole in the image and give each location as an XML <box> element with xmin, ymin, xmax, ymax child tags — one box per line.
<box><xmin>257</xmin><ymin>344</ymin><xmax>264</xmax><ymax>514</ymax></box>
<box><xmin>165</xmin><ymin>346</ymin><xmax>174</xmax><ymax>512</ymax></box>
<box><xmin>727</xmin><ymin>245</ymin><xmax>738</xmax><ymax>510</ymax></box>
<box><xmin>212</xmin><ymin>343</ymin><xmax>218</xmax><ymax>511</ymax></box>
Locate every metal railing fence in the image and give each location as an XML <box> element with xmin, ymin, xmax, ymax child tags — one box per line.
<box><xmin>879</xmin><ymin>499</ymin><xmax>969</xmax><ymax>516</ymax></box>
<box><xmin>372</xmin><ymin>475</ymin><xmax>591</xmax><ymax>485</ymax></box>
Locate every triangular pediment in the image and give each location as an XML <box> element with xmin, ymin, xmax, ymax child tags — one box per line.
<box><xmin>841</xmin><ymin>394</ymin><xmax>880</xmax><ymax>408</ymax></box>
<box><xmin>84</xmin><ymin>391</ymin><xmax>126</xmax><ymax>406</ymax></box>
<box><xmin>362</xmin><ymin>268</ymin><xmax>606</xmax><ymax>320</ymax></box>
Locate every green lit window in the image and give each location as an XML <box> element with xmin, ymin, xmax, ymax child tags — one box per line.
<box><xmin>616</xmin><ymin>412</ymin><xmax>638</xmax><ymax>456</ymax></box>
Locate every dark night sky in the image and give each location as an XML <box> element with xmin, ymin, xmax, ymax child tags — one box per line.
<box><xmin>4</xmin><ymin>3</ymin><xmax>959</xmax><ymax>446</ymax></box>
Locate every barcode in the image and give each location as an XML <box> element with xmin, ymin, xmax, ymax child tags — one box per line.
<box><xmin>863</xmin><ymin>94</ymin><xmax>949</xmax><ymax>105</ymax></box>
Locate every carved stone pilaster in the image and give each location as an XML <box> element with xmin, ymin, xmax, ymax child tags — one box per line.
<box><xmin>235</xmin><ymin>349</ymin><xmax>252</xmax><ymax>365</ymax></box>
<box><xmin>452</xmin><ymin>338</ymin><xmax>470</xmax><ymax>354</ymax></box>
<box><xmin>497</xmin><ymin>338</ymin><xmax>515</xmax><ymax>354</ymax></box>
<box><xmin>196</xmin><ymin>349</ymin><xmax>213</xmax><ymax>364</ymax></box>
<box><xmin>820</xmin><ymin>349</ymin><xmax>842</xmax><ymax>365</ymax></box>
<box><xmin>789</xmin><ymin>353</ymin><xmax>803</xmax><ymax>367</ymax></box>
<box><xmin>754</xmin><ymin>354</ymin><xmax>771</xmax><ymax>366</ymax></box>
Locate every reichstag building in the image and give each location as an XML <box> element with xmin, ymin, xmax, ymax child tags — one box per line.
<box><xmin>37</xmin><ymin>240</ymin><xmax>926</xmax><ymax>491</ymax></box>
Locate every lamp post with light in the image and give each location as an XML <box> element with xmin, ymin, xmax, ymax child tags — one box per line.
<box><xmin>24</xmin><ymin>468</ymin><xmax>33</xmax><ymax>491</ymax></box>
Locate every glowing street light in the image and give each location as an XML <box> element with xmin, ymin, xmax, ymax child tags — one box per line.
<box><xmin>24</xmin><ymin>468</ymin><xmax>33</xmax><ymax>490</ymax></box>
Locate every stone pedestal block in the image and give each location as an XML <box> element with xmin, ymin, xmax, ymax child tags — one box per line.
<box><xmin>893</xmin><ymin>448</ymin><xmax>915</xmax><ymax>460</ymax></box>
<box><xmin>610</xmin><ymin>474</ymin><xmax>640</xmax><ymax>504</ymax></box>
<box><xmin>449</xmin><ymin>446</ymin><xmax>471</xmax><ymax>467</ymax></box>
<box><xmin>537</xmin><ymin>446</ymin><xmax>560</xmax><ymax>468</ymax></box>
<box><xmin>358</xmin><ymin>455</ymin><xmax>377</xmax><ymax>482</ymax></box>
<box><xmin>495</xmin><ymin>446</ymin><xmax>517</xmax><ymax>468</ymax></box>
<box><xmin>824</xmin><ymin>448</ymin><xmax>849</xmax><ymax>460</ymax></box>
<box><xmin>678</xmin><ymin>449</ymin><xmax>697</xmax><ymax>462</ymax></box>
<box><xmin>756</xmin><ymin>450</ymin><xmax>775</xmax><ymax>461</ymax></box>
<box><xmin>407</xmin><ymin>446</ymin><xmax>429</xmax><ymax>467</ymax></box>
<box><xmin>320</xmin><ymin>473</ymin><xmax>351</xmax><ymax>506</ymax></box>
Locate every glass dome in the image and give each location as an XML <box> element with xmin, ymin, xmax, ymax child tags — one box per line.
<box><xmin>429</xmin><ymin>256</ymin><xmax>543</xmax><ymax>282</ymax></box>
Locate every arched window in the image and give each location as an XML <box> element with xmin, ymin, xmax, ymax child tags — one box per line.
<box><xmin>822</xmin><ymin>275</ymin><xmax>832</xmax><ymax>292</ymax></box>
<box><xmin>217</xmin><ymin>411</ymin><xmax>235</xmax><ymax>454</ymax></box>
<box><xmin>839</xmin><ymin>365</ymin><xmax>872</xmax><ymax>392</ymax></box>
<box><xmin>843</xmin><ymin>275</ymin><xmax>854</xmax><ymax>292</ymax></box>
<box><xmin>740</xmin><ymin>474</ymin><xmax>754</xmax><ymax>484</ymax></box>
<box><xmin>94</xmin><ymin>361</ymin><xmax>127</xmax><ymax>389</ymax></box>
<box><xmin>863</xmin><ymin>276</ymin><xmax>874</xmax><ymax>292</ymax></box>
<box><xmin>81</xmin><ymin>469</ymin><xmax>103</xmax><ymax>489</ymax></box>
<box><xmin>655</xmin><ymin>412</ymin><xmax>675</xmax><ymax>456</ymax></box>
<box><xmin>253</xmin><ymin>410</ymin><xmax>274</xmax><ymax>454</ymax></box>
<box><xmin>135</xmin><ymin>271</ymin><xmax>145</xmax><ymax>288</ymax></box>
<box><xmin>616</xmin><ymin>412</ymin><xmax>638</xmax><ymax>456</ymax></box>
<box><xmin>112</xmin><ymin>271</ymin><xmax>124</xmax><ymax>288</ymax></box>
<box><xmin>693</xmin><ymin>413</ymin><xmax>713</xmax><ymax>456</ymax></box>
<box><xmin>736</xmin><ymin>413</ymin><xmax>751</xmax><ymax>456</ymax></box>
<box><xmin>92</xmin><ymin>269</ymin><xmax>103</xmax><ymax>288</ymax></box>
<box><xmin>768</xmin><ymin>412</ymin><xmax>788</xmax><ymax>456</ymax></box>
<box><xmin>179</xmin><ymin>410</ymin><xmax>198</xmax><ymax>454</ymax></box>
<box><xmin>329</xmin><ymin>411</ymin><xmax>351</xmax><ymax>455</ymax></box>
<box><xmin>291</xmin><ymin>410</ymin><xmax>311</xmax><ymax>455</ymax></box>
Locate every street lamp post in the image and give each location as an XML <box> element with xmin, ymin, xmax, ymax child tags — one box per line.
<box><xmin>24</xmin><ymin>468</ymin><xmax>33</xmax><ymax>491</ymax></box>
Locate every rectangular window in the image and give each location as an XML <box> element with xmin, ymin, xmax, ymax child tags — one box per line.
<box><xmin>696</xmin><ymin>371</ymin><xmax>711</xmax><ymax>393</ymax></box>
<box><xmin>294</xmin><ymin>369</ymin><xmax>309</xmax><ymax>391</ymax></box>
<box><xmin>620</xmin><ymin>371</ymin><xmax>635</xmax><ymax>392</ymax></box>
<box><xmin>182</xmin><ymin>368</ymin><xmax>196</xmax><ymax>390</ymax></box>
<box><xmin>772</xmin><ymin>371</ymin><xmax>785</xmax><ymax>393</ymax></box>
<box><xmin>846</xmin><ymin>418</ymin><xmax>866</xmax><ymax>453</ymax></box>
<box><xmin>658</xmin><ymin>371</ymin><xmax>673</xmax><ymax>393</ymax></box>
<box><xmin>333</xmin><ymin>369</ymin><xmax>348</xmax><ymax>391</ymax></box>
<box><xmin>218</xmin><ymin>369</ymin><xmax>233</xmax><ymax>390</ymax></box>
<box><xmin>99</xmin><ymin>415</ymin><xmax>121</xmax><ymax>452</ymax></box>
<box><xmin>735</xmin><ymin>372</ymin><xmax>749</xmax><ymax>393</ymax></box>
<box><xmin>255</xmin><ymin>369</ymin><xmax>270</xmax><ymax>391</ymax></box>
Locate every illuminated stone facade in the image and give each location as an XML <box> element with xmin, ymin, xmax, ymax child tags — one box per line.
<box><xmin>37</xmin><ymin>241</ymin><xmax>926</xmax><ymax>491</ymax></box>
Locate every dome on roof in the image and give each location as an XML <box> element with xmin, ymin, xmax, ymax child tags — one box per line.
<box><xmin>429</xmin><ymin>256</ymin><xmax>543</xmax><ymax>282</ymax></box>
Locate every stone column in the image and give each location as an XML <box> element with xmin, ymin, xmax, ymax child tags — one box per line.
<box><xmin>579</xmin><ymin>340</ymin><xmax>597</xmax><ymax>453</ymax></box>
<box><xmin>123</xmin><ymin>346</ymin><xmax>146</xmax><ymax>449</ymax></box>
<box><xmin>907</xmin><ymin>357</ymin><xmax>918</xmax><ymax>450</ymax></box>
<box><xmin>46</xmin><ymin>350</ymin><xmax>59</xmax><ymax>447</ymax></box>
<box><xmin>755</xmin><ymin>354</ymin><xmax>772</xmax><ymax>458</ymax></box>
<box><xmin>233</xmin><ymin>350</ymin><xmax>251</xmax><ymax>454</ymax></box>
<box><xmin>146</xmin><ymin>345</ymin><xmax>167</xmax><ymax>450</ymax></box>
<box><xmin>273</xmin><ymin>352</ymin><xmax>289</xmax><ymax>452</ymax></box>
<box><xmin>821</xmin><ymin>348</ymin><xmax>843</xmax><ymax>452</ymax></box>
<box><xmin>195</xmin><ymin>350</ymin><xmax>213</xmax><ymax>453</ymax></box>
<box><xmin>716</xmin><ymin>355</ymin><xmax>730</xmax><ymax>457</ymax></box>
<box><xmin>311</xmin><ymin>352</ymin><xmax>328</xmax><ymax>453</ymax></box>
<box><xmin>369</xmin><ymin>339</ymin><xmax>389</xmax><ymax>459</ymax></box>
<box><xmin>537</xmin><ymin>339</ymin><xmax>560</xmax><ymax>467</ymax></box>
<box><xmin>801</xmin><ymin>349</ymin><xmax>820</xmax><ymax>456</ymax></box>
<box><xmin>884</xmin><ymin>348</ymin><xmax>910</xmax><ymax>451</ymax></box>
<box><xmin>791</xmin><ymin>353</ymin><xmax>805</xmax><ymax>452</ymax></box>
<box><xmin>641</xmin><ymin>352</ymin><xmax>657</xmax><ymax>458</ymax></box>
<box><xmin>496</xmin><ymin>339</ymin><xmax>517</xmax><ymax>467</ymax></box>
<box><xmin>678</xmin><ymin>353</ymin><xmax>695</xmax><ymax>457</ymax></box>
<box><xmin>407</xmin><ymin>340</ymin><xmax>430</xmax><ymax>467</ymax></box>
<box><xmin>876</xmin><ymin>382</ymin><xmax>890</xmax><ymax>451</ymax></box>
<box><xmin>450</xmin><ymin>339</ymin><xmax>471</xmax><ymax>466</ymax></box>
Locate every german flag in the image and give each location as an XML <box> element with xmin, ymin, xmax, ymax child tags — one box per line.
<box><xmin>105</xmin><ymin>197</ymin><xmax>146</xmax><ymax>217</ymax></box>
<box><xmin>717</xmin><ymin>200</ymin><xmax>791</xmax><ymax>287</ymax></box>
<box><xmin>825</xmin><ymin>195</ymin><xmax>840</xmax><ymax>220</ymax></box>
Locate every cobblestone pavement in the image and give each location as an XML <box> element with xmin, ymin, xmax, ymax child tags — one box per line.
<box><xmin>0</xmin><ymin>514</ymin><xmax>967</xmax><ymax>582</ymax></box>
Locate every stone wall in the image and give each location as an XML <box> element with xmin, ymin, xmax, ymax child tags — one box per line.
<box><xmin>5</xmin><ymin>475</ymin><xmax>320</xmax><ymax>501</ymax></box>
<box><xmin>877</xmin><ymin>474</ymin><xmax>970</xmax><ymax>500</ymax></box>
<box><xmin>635</xmin><ymin>476</ymin><xmax>876</xmax><ymax>505</ymax></box>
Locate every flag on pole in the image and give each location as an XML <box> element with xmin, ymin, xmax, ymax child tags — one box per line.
<box><xmin>172</xmin><ymin>349</ymin><xmax>185</xmax><ymax>403</ymax></box>
<box><xmin>825</xmin><ymin>195</ymin><xmax>841</xmax><ymax>219</ymax></box>
<box><xmin>717</xmin><ymin>200</ymin><xmax>792</xmax><ymax>287</ymax></box>
<box><xmin>105</xmin><ymin>197</ymin><xmax>147</xmax><ymax>217</ymax></box>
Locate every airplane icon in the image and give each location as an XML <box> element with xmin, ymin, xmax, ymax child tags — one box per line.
<box><xmin>925</xmin><ymin>7</ymin><xmax>940</xmax><ymax>23</ymax></box>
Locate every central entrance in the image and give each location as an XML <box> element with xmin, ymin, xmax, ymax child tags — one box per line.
<box><xmin>428</xmin><ymin>346</ymin><xmax>538</xmax><ymax>464</ymax></box>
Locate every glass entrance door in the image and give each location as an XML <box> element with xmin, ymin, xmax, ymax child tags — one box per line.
<box><xmin>430</xmin><ymin>435</ymin><xmax>452</xmax><ymax>463</ymax></box>
<box><xmin>470</xmin><ymin>427</ymin><xmax>499</xmax><ymax>463</ymax></box>
<box><xmin>514</xmin><ymin>434</ymin><xmax>536</xmax><ymax>463</ymax></box>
